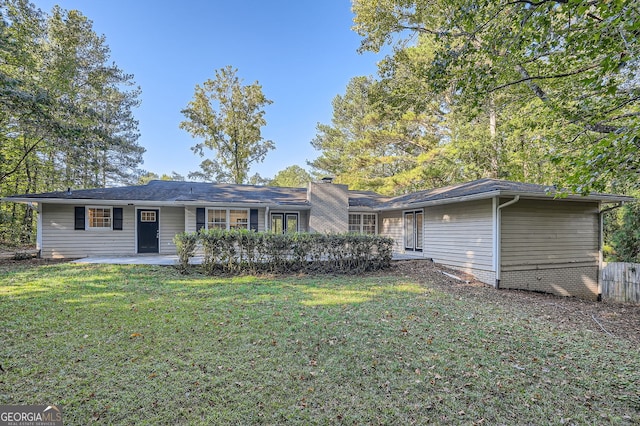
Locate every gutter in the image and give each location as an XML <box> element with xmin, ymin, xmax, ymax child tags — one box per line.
<box><xmin>494</xmin><ymin>195</ymin><xmax>520</xmax><ymax>289</ymax></box>
<box><xmin>1</xmin><ymin>197</ymin><xmax>312</xmax><ymax>210</ymax></box>
<box><xmin>376</xmin><ymin>190</ymin><xmax>633</xmax><ymax>212</ymax></box>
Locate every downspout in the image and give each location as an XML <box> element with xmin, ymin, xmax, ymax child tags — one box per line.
<box><xmin>597</xmin><ymin>202</ymin><xmax>625</xmax><ymax>300</ymax></box>
<box><xmin>265</xmin><ymin>206</ymin><xmax>270</xmax><ymax>231</ymax></box>
<box><xmin>494</xmin><ymin>195</ymin><xmax>520</xmax><ymax>289</ymax></box>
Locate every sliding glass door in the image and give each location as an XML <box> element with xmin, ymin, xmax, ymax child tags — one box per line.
<box><xmin>404</xmin><ymin>211</ymin><xmax>423</xmax><ymax>251</ymax></box>
<box><xmin>271</xmin><ymin>213</ymin><xmax>299</xmax><ymax>233</ymax></box>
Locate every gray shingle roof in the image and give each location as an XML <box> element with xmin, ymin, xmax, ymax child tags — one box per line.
<box><xmin>347</xmin><ymin>190</ymin><xmax>389</xmax><ymax>208</ymax></box>
<box><xmin>4</xmin><ymin>178</ymin><xmax>632</xmax><ymax>208</ymax></box>
<box><xmin>7</xmin><ymin>180</ymin><xmax>309</xmax><ymax>206</ymax></box>
<box><xmin>380</xmin><ymin>178</ymin><xmax>630</xmax><ymax>209</ymax></box>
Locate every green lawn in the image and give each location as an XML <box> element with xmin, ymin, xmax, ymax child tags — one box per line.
<box><xmin>1</xmin><ymin>263</ymin><xmax>639</xmax><ymax>424</ymax></box>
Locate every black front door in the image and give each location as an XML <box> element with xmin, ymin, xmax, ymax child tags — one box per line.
<box><xmin>137</xmin><ymin>209</ymin><xmax>159</xmax><ymax>253</ymax></box>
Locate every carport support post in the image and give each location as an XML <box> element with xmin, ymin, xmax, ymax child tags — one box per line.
<box><xmin>598</xmin><ymin>202</ymin><xmax>625</xmax><ymax>300</ymax></box>
<box><xmin>494</xmin><ymin>195</ymin><xmax>520</xmax><ymax>289</ymax></box>
<box><xmin>33</xmin><ymin>202</ymin><xmax>42</xmax><ymax>253</ymax></box>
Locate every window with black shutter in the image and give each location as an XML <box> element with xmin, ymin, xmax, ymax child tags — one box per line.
<box><xmin>113</xmin><ymin>208</ymin><xmax>123</xmax><ymax>230</ymax></box>
<box><xmin>249</xmin><ymin>209</ymin><xmax>258</xmax><ymax>231</ymax></box>
<box><xmin>74</xmin><ymin>207</ymin><xmax>85</xmax><ymax>230</ymax></box>
<box><xmin>196</xmin><ymin>208</ymin><xmax>205</xmax><ymax>231</ymax></box>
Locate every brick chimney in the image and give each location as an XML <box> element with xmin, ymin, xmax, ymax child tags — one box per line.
<box><xmin>307</xmin><ymin>179</ymin><xmax>348</xmax><ymax>233</ymax></box>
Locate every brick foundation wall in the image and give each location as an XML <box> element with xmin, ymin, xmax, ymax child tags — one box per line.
<box><xmin>500</xmin><ymin>266</ymin><xmax>599</xmax><ymax>300</ymax></box>
<box><xmin>447</xmin><ymin>265</ymin><xmax>496</xmax><ymax>287</ymax></box>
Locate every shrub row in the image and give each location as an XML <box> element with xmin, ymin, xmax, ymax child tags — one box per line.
<box><xmin>173</xmin><ymin>229</ymin><xmax>393</xmax><ymax>274</ymax></box>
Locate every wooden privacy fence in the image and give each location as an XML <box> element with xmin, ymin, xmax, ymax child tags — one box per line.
<box><xmin>601</xmin><ymin>262</ymin><xmax>640</xmax><ymax>303</ymax></box>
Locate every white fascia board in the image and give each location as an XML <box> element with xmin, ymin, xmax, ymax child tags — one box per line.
<box><xmin>2</xmin><ymin>198</ymin><xmax>181</xmax><ymax>206</ymax></box>
<box><xmin>379</xmin><ymin>190</ymin><xmax>634</xmax><ymax>211</ymax></box>
<box><xmin>348</xmin><ymin>206</ymin><xmax>378</xmax><ymax>212</ymax></box>
<box><xmin>496</xmin><ymin>190</ymin><xmax>634</xmax><ymax>203</ymax></box>
<box><xmin>3</xmin><ymin>197</ymin><xmax>312</xmax><ymax>210</ymax></box>
<box><xmin>380</xmin><ymin>191</ymin><xmax>501</xmax><ymax>211</ymax></box>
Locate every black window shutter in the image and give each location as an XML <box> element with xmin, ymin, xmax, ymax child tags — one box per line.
<box><xmin>250</xmin><ymin>209</ymin><xmax>259</xmax><ymax>231</ymax></box>
<box><xmin>113</xmin><ymin>208</ymin><xmax>123</xmax><ymax>230</ymax></box>
<box><xmin>74</xmin><ymin>207</ymin><xmax>85</xmax><ymax>230</ymax></box>
<box><xmin>196</xmin><ymin>208</ymin><xmax>205</xmax><ymax>231</ymax></box>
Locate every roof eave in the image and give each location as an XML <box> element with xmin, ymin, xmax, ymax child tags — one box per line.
<box><xmin>2</xmin><ymin>197</ymin><xmax>312</xmax><ymax>209</ymax></box>
<box><xmin>496</xmin><ymin>190</ymin><xmax>635</xmax><ymax>203</ymax></box>
<box><xmin>379</xmin><ymin>190</ymin><xmax>634</xmax><ymax>210</ymax></box>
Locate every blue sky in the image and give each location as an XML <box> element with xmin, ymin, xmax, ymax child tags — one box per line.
<box><xmin>33</xmin><ymin>1</ymin><xmax>383</xmax><ymax>181</ymax></box>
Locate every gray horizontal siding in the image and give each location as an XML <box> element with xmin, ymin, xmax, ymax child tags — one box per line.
<box><xmin>379</xmin><ymin>211</ymin><xmax>404</xmax><ymax>253</ymax></box>
<box><xmin>298</xmin><ymin>211</ymin><xmax>309</xmax><ymax>233</ymax></box>
<box><xmin>500</xmin><ymin>199</ymin><xmax>599</xmax><ymax>271</ymax></box>
<box><xmin>424</xmin><ymin>199</ymin><xmax>493</xmax><ymax>271</ymax></box>
<box><xmin>159</xmin><ymin>207</ymin><xmax>185</xmax><ymax>254</ymax></box>
<box><xmin>41</xmin><ymin>204</ymin><xmax>136</xmax><ymax>258</ymax></box>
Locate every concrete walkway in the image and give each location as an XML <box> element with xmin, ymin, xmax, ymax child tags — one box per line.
<box><xmin>72</xmin><ymin>252</ymin><xmax>426</xmax><ymax>266</ymax></box>
<box><xmin>73</xmin><ymin>255</ymin><xmax>202</xmax><ymax>265</ymax></box>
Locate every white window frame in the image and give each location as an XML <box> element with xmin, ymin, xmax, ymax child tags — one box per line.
<box><xmin>403</xmin><ymin>209</ymin><xmax>424</xmax><ymax>251</ymax></box>
<box><xmin>348</xmin><ymin>212</ymin><xmax>378</xmax><ymax>235</ymax></box>
<box><xmin>206</xmin><ymin>208</ymin><xmax>250</xmax><ymax>231</ymax></box>
<box><xmin>140</xmin><ymin>210</ymin><xmax>157</xmax><ymax>222</ymax></box>
<box><xmin>270</xmin><ymin>212</ymin><xmax>299</xmax><ymax>234</ymax></box>
<box><xmin>86</xmin><ymin>206</ymin><xmax>113</xmax><ymax>230</ymax></box>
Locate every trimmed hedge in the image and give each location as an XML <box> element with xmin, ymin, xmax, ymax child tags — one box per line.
<box><xmin>172</xmin><ymin>231</ymin><xmax>198</xmax><ymax>273</ymax></box>
<box><xmin>174</xmin><ymin>229</ymin><xmax>393</xmax><ymax>275</ymax></box>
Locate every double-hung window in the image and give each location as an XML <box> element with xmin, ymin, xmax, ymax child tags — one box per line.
<box><xmin>348</xmin><ymin>213</ymin><xmax>377</xmax><ymax>234</ymax></box>
<box><xmin>75</xmin><ymin>206</ymin><xmax>122</xmax><ymax>231</ymax></box>
<box><xmin>88</xmin><ymin>207</ymin><xmax>112</xmax><ymax>229</ymax></box>
<box><xmin>230</xmin><ymin>210</ymin><xmax>249</xmax><ymax>229</ymax></box>
<box><xmin>207</xmin><ymin>209</ymin><xmax>249</xmax><ymax>230</ymax></box>
<box><xmin>208</xmin><ymin>209</ymin><xmax>227</xmax><ymax>229</ymax></box>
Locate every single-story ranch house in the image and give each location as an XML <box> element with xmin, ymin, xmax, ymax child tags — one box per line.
<box><xmin>4</xmin><ymin>178</ymin><xmax>633</xmax><ymax>300</ymax></box>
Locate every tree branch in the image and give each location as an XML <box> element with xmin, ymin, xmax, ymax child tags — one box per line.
<box><xmin>0</xmin><ymin>136</ymin><xmax>44</xmax><ymax>183</ymax></box>
<box><xmin>489</xmin><ymin>63</ymin><xmax>599</xmax><ymax>99</ymax></box>
<box><xmin>501</xmin><ymin>0</ymin><xmax>568</xmax><ymax>5</ymax></box>
<box><xmin>584</xmin><ymin>123</ymin><xmax>619</xmax><ymax>134</ymax></box>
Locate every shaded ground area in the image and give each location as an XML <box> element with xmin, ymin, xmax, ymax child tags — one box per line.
<box><xmin>391</xmin><ymin>260</ymin><xmax>640</xmax><ymax>345</ymax></box>
<box><xmin>2</xmin><ymin>252</ymin><xmax>638</xmax><ymax>344</ymax></box>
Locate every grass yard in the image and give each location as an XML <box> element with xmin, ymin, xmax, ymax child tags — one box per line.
<box><xmin>1</xmin><ymin>262</ymin><xmax>639</xmax><ymax>424</ymax></box>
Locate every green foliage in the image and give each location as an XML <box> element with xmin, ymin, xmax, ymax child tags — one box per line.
<box><xmin>173</xmin><ymin>232</ymin><xmax>198</xmax><ymax>273</ymax></box>
<box><xmin>309</xmin><ymin>76</ymin><xmax>442</xmax><ymax>195</ymax></box>
<box><xmin>137</xmin><ymin>171</ymin><xmax>185</xmax><ymax>185</ymax></box>
<box><xmin>352</xmin><ymin>0</ymin><xmax>640</xmax><ymax>193</ymax></box>
<box><xmin>609</xmin><ymin>203</ymin><xmax>640</xmax><ymax>262</ymax></box>
<box><xmin>0</xmin><ymin>0</ymin><xmax>143</xmax><ymax>244</ymax></box>
<box><xmin>179</xmin><ymin>230</ymin><xmax>393</xmax><ymax>274</ymax></box>
<box><xmin>180</xmin><ymin>66</ymin><xmax>274</xmax><ymax>184</ymax></box>
<box><xmin>269</xmin><ymin>165</ymin><xmax>311</xmax><ymax>188</ymax></box>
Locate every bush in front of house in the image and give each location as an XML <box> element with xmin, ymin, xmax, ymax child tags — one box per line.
<box><xmin>173</xmin><ymin>232</ymin><xmax>199</xmax><ymax>273</ymax></box>
<box><xmin>174</xmin><ymin>230</ymin><xmax>393</xmax><ymax>275</ymax></box>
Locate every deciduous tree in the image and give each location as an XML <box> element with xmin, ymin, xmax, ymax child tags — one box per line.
<box><xmin>352</xmin><ymin>0</ymin><xmax>640</xmax><ymax>192</ymax></box>
<box><xmin>269</xmin><ymin>165</ymin><xmax>311</xmax><ymax>188</ymax></box>
<box><xmin>180</xmin><ymin>66</ymin><xmax>274</xmax><ymax>184</ymax></box>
